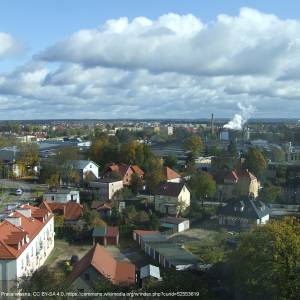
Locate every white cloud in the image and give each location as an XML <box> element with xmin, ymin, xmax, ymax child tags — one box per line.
<box><xmin>0</xmin><ymin>32</ymin><xmax>22</xmax><ymax>58</ymax></box>
<box><xmin>1</xmin><ymin>8</ymin><xmax>300</xmax><ymax>119</ymax></box>
<box><xmin>38</xmin><ymin>8</ymin><xmax>300</xmax><ymax>78</ymax></box>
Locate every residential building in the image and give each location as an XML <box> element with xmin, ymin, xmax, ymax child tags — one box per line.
<box><xmin>134</xmin><ymin>231</ymin><xmax>197</xmax><ymax>271</ymax></box>
<box><xmin>219</xmin><ymin>198</ymin><xmax>270</xmax><ymax>228</ymax></box>
<box><xmin>68</xmin><ymin>244</ymin><xmax>136</xmax><ymax>291</ymax></box>
<box><xmin>160</xmin><ymin>217</ymin><xmax>190</xmax><ymax>233</ymax></box>
<box><xmin>154</xmin><ymin>182</ymin><xmax>190</xmax><ymax>215</ymax></box>
<box><xmin>40</xmin><ymin>201</ymin><xmax>83</xmax><ymax>225</ymax></box>
<box><xmin>89</xmin><ymin>178</ymin><xmax>123</xmax><ymax>200</ymax></box>
<box><xmin>163</xmin><ymin>166</ymin><xmax>181</xmax><ymax>183</ymax></box>
<box><xmin>0</xmin><ymin>204</ymin><xmax>54</xmax><ymax>292</ymax></box>
<box><xmin>101</xmin><ymin>163</ymin><xmax>144</xmax><ymax>186</ymax></box>
<box><xmin>285</xmin><ymin>142</ymin><xmax>300</xmax><ymax>164</ymax></box>
<box><xmin>70</xmin><ymin>160</ymin><xmax>99</xmax><ymax>182</ymax></box>
<box><xmin>91</xmin><ymin>201</ymin><xmax>113</xmax><ymax>218</ymax></box>
<box><xmin>0</xmin><ymin>147</ymin><xmax>21</xmax><ymax>178</ymax></box>
<box><xmin>215</xmin><ymin>169</ymin><xmax>260</xmax><ymax>200</ymax></box>
<box><xmin>43</xmin><ymin>189</ymin><xmax>80</xmax><ymax>203</ymax></box>
<box><xmin>92</xmin><ymin>226</ymin><xmax>119</xmax><ymax>246</ymax></box>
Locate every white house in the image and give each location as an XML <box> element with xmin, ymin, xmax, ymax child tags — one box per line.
<box><xmin>154</xmin><ymin>182</ymin><xmax>190</xmax><ymax>215</ymax></box>
<box><xmin>0</xmin><ymin>204</ymin><xmax>55</xmax><ymax>292</ymax></box>
<box><xmin>90</xmin><ymin>178</ymin><xmax>123</xmax><ymax>200</ymax></box>
<box><xmin>43</xmin><ymin>189</ymin><xmax>80</xmax><ymax>203</ymax></box>
<box><xmin>70</xmin><ymin>160</ymin><xmax>99</xmax><ymax>182</ymax></box>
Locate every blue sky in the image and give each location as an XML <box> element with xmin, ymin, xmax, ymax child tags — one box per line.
<box><xmin>1</xmin><ymin>1</ymin><xmax>300</xmax><ymax>119</ymax></box>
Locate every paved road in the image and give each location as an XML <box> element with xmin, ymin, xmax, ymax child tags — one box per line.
<box><xmin>0</xmin><ymin>179</ymin><xmax>48</xmax><ymax>208</ymax></box>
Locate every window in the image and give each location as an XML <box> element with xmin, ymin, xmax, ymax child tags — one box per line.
<box><xmin>51</xmin><ymin>196</ymin><xmax>55</xmax><ymax>201</ymax></box>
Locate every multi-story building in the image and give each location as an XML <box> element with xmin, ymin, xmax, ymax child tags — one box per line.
<box><xmin>0</xmin><ymin>204</ymin><xmax>55</xmax><ymax>292</ymax></box>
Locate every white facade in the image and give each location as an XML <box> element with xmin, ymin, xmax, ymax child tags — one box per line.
<box><xmin>0</xmin><ymin>215</ymin><xmax>54</xmax><ymax>292</ymax></box>
<box><xmin>43</xmin><ymin>190</ymin><xmax>80</xmax><ymax>203</ymax></box>
<box><xmin>90</xmin><ymin>180</ymin><xmax>123</xmax><ymax>200</ymax></box>
<box><xmin>77</xmin><ymin>161</ymin><xmax>99</xmax><ymax>180</ymax></box>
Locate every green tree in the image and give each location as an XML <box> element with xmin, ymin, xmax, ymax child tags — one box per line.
<box><xmin>229</xmin><ymin>218</ymin><xmax>300</xmax><ymax>300</ymax></box>
<box><xmin>164</xmin><ymin>154</ymin><xmax>178</xmax><ymax>168</ymax></box>
<box><xmin>183</xmin><ymin>136</ymin><xmax>204</xmax><ymax>158</ymax></box>
<box><xmin>82</xmin><ymin>208</ymin><xmax>106</xmax><ymax>229</ymax></box>
<box><xmin>19</xmin><ymin>266</ymin><xmax>67</xmax><ymax>299</ymax></box>
<box><xmin>244</xmin><ymin>147</ymin><xmax>267</xmax><ymax>176</ymax></box>
<box><xmin>18</xmin><ymin>143</ymin><xmax>39</xmax><ymax>175</ymax></box>
<box><xmin>190</xmin><ymin>172</ymin><xmax>216</xmax><ymax>205</ymax></box>
<box><xmin>130</xmin><ymin>173</ymin><xmax>143</xmax><ymax>195</ymax></box>
<box><xmin>260</xmin><ymin>183</ymin><xmax>282</xmax><ymax>203</ymax></box>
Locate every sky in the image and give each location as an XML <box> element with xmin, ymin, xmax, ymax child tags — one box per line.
<box><xmin>1</xmin><ymin>0</ymin><xmax>300</xmax><ymax>120</ymax></box>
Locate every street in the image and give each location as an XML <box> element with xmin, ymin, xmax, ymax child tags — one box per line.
<box><xmin>0</xmin><ymin>179</ymin><xmax>48</xmax><ymax>210</ymax></box>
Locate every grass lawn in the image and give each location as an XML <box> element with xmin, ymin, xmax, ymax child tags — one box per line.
<box><xmin>45</xmin><ymin>247</ymin><xmax>62</xmax><ymax>265</ymax></box>
<box><xmin>184</xmin><ymin>230</ymin><xmax>232</xmax><ymax>264</ymax></box>
<box><xmin>45</xmin><ymin>239</ymin><xmax>92</xmax><ymax>267</ymax></box>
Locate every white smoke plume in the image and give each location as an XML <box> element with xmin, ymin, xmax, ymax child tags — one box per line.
<box><xmin>223</xmin><ymin>103</ymin><xmax>255</xmax><ymax>130</ymax></box>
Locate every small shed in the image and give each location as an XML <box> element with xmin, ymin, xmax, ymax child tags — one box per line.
<box><xmin>92</xmin><ymin>226</ymin><xmax>119</xmax><ymax>246</ymax></box>
<box><xmin>160</xmin><ymin>217</ymin><xmax>190</xmax><ymax>233</ymax></box>
<box><xmin>140</xmin><ymin>265</ymin><xmax>161</xmax><ymax>280</ymax></box>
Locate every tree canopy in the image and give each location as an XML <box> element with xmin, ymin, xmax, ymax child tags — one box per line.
<box><xmin>229</xmin><ymin>218</ymin><xmax>300</xmax><ymax>300</ymax></box>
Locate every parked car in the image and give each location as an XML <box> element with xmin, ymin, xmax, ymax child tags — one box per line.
<box><xmin>16</xmin><ymin>188</ymin><xmax>23</xmax><ymax>196</ymax></box>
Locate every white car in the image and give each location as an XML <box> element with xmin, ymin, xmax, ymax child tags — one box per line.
<box><xmin>16</xmin><ymin>188</ymin><xmax>23</xmax><ymax>196</ymax></box>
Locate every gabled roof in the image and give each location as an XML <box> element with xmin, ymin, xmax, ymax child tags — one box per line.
<box><xmin>68</xmin><ymin>244</ymin><xmax>135</xmax><ymax>286</ymax></box>
<box><xmin>223</xmin><ymin>169</ymin><xmax>257</xmax><ymax>183</ymax></box>
<box><xmin>41</xmin><ymin>201</ymin><xmax>83</xmax><ymax>221</ymax></box>
<box><xmin>71</xmin><ymin>160</ymin><xmax>99</xmax><ymax>170</ymax></box>
<box><xmin>155</xmin><ymin>182</ymin><xmax>187</xmax><ymax>197</ymax></box>
<box><xmin>163</xmin><ymin>166</ymin><xmax>180</xmax><ymax>181</ymax></box>
<box><xmin>103</xmin><ymin>163</ymin><xmax>144</xmax><ymax>178</ymax></box>
<box><xmin>131</xmin><ymin>165</ymin><xmax>144</xmax><ymax>176</ymax></box>
<box><xmin>140</xmin><ymin>265</ymin><xmax>161</xmax><ymax>280</ymax></box>
<box><xmin>0</xmin><ymin>205</ymin><xmax>53</xmax><ymax>260</ymax></box>
<box><xmin>219</xmin><ymin>198</ymin><xmax>270</xmax><ymax>220</ymax></box>
<box><xmin>91</xmin><ymin>201</ymin><xmax>113</xmax><ymax>211</ymax></box>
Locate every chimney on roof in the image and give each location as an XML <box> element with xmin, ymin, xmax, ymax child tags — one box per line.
<box><xmin>5</xmin><ymin>216</ymin><xmax>22</xmax><ymax>227</ymax></box>
<box><xmin>16</xmin><ymin>208</ymin><xmax>32</xmax><ymax>218</ymax></box>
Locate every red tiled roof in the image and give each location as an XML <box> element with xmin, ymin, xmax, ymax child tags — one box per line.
<box><xmin>133</xmin><ymin>230</ymin><xmax>160</xmax><ymax>236</ymax></box>
<box><xmin>223</xmin><ymin>169</ymin><xmax>257</xmax><ymax>183</ymax></box>
<box><xmin>64</xmin><ymin>202</ymin><xmax>83</xmax><ymax>221</ymax></box>
<box><xmin>163</xmin><ymin>166</ymin><xmax>180</xmax><ymax>181</ymax></box>
<box><xmin>41</xmin><ymin>201</ymin><xmax>83</xmax><ymax>222</ymax></box>
<box><xmin>0</xmin><ymin>205</ymin><xmax>53</xmax><ymax>260</ymax></box>
<box><xmin>131</xmin><ymin>165</ymin><xmax>144</xmax><ymax>176</ymax></box>
<box><xmin>103</xmin><ymin>163</ymin><xmax>144</xmax><ymax>178</ymax></box>
<box><xmin>68</xmin><ymin>244</ymin><xmax>136</xmax><ymax>286</ymax></box>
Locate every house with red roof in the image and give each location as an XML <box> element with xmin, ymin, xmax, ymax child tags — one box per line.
<box><xmin>162</xmin><ymin>166</ymin><xmax>181</xmax><ymax>183</ymax></box>
<box><xmin>0</xmin><ymin>204</ymin><xmax>54</xmax><ymax>292</ymax></box>
<box><xmin>215</xmin><ymin>169</ymin><xmax>261</xmax><ymax>200</ymax></box>
<box><xmin>40</xmin><ymin>200</ymin><xmax>83</xmax><ymax>225</ymax></box>
<box><xmin>68</xmin><ymin>244</ymin><xmax>136</xmax><ymax>292</ymax></box>
<box><xmin>101</xmin><ymin>163</ymin><xmax>144</xmax><ymax>186</ymax></box>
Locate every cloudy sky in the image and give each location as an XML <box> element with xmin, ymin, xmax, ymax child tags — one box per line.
<box><xmin>1</xmin><ymin>0</ymin><xmax>300</xmax><ymax>120</ymax></box>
